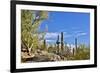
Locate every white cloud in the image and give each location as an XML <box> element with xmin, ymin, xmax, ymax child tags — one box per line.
<box><xmin>74</xmin><ymin>30</ymin><xmax>82</xmax><ymax>34</ymax></box>
<box><xmin>77</xmin><ymin>32</ymin><xmax>87</xmax><ymax>37</ymax></box>
<box><xmin>46</xmin><ymin>39</ymin><xmax>56</xmax><ymax>43</ymax></box>
<box><xmin>63</xmin><ymin>32</ymin><xmax>72</xmax><ymax>38</ymax></box>
<box><xmin>44</xmin><ymin>32</ymin><xmax>60</xmax><ymax>39</ymax></box>
<box><xmin>44</xmin><ymin>32</ymin><xmax>72</xmax><ymax>40</ymax></box>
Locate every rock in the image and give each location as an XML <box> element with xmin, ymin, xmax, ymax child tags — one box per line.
<box><xmin>32</xmin><ymin>55</ymin><xmax>51</xmax><ymax>62</ymax></box>
<box><xmin>32</xmin><ymin>50</ymin><xmax>61</xmax><ymax>62</ymax></box>
<box><xmin>21</xmin><ymin>50</ymin><xmax>62</xmax><ymax>62</ymax></box>
<box><xmin>21</xmin><ymin>51</ymin><xmax>35</xmax><ymax>62</ymax></box>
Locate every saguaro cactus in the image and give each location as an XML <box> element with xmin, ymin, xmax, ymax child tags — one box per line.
<box><xmin>56</xmin><ymin>35</ymin><xmax>60</xmax><ymax>54</ymax></box>
<box><xmin>75</xmin><ymin>38</ymin><xmax>78</xmax><ymax>53</ymax></box>
<box><xmin>61</xmin><ymin>32</ymin><xmax>64</xmax><ymax>52</ymax></box>
<box><xmin>43</xmin><ymin>39</ymin><xmax>46</xmax><ymax>50</ymax></box>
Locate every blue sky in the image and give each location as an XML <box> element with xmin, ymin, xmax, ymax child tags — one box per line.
<box><xmin>39</xmin><ymin>11</ymin><xmax>90</xmax><ymax>46</ymax></box>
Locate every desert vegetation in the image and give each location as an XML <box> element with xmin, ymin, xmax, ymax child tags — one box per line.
<box><xmin>21</xmin><ymin>10</ymin><xmax>90</xmax><ymax>63</ymax></box>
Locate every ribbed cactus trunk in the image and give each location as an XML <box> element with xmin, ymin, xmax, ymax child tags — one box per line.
<box><xmin>61</xmin><ymin>32</ymin><xmax>64</xmax><ymax>52</ymax></box>
<box><xmin>75</xmin><ymin>38</ymin><xmax>77</xmax><ymax>53</ymax></box>
<box><xmin>43</xmin><ymin>39</ymin><xmax>46</xmax><ymax>50</ymax></box>
<box><xmin>56</xmin><ymin>35</ymin><xmax>60</xmax><ymax>54</ymax></box>
<box><xmin>73</xmin><ymin>48</ymin><xmax>75</xmax><ymax>56</ymax></box>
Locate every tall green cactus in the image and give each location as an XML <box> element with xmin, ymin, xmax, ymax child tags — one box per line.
<box><xmin>56</xmin><ymin>35</ymin><xmax>60</xmax><ymax>53</ymax></box>
<box><xmin>61</xmin><ymin>32</ymin><xmax>64</xmax><ymax>52</ymax></box>
<box><xmin>43</xmin><ymin>39</ymin><xmax>46</xmax><ymax>50</ymax></box>
<box><xmin>75</xmin><ymin>38</ymin><xmax>78</xmax><ymax>53</ymax></box>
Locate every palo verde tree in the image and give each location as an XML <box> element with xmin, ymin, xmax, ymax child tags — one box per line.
<box><xmin>21</xmin><ymin>10</ymin><xmax>48</xmax><ymax>53</ymax></box>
